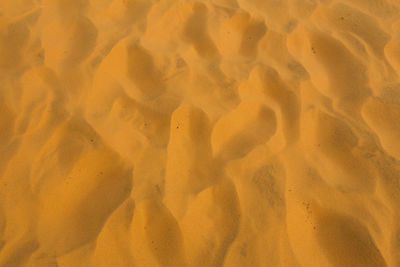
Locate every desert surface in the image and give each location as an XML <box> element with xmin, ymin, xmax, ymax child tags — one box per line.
<box><xmin>1</xmin><ymin>0</ymin><xmax>400</xmax><ymax>266</ymax></box>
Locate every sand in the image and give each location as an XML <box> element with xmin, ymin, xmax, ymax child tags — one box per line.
<box><xmin>0</xmin><ymin>0</ymin><xmax>400</xmax><ymax>266</ymax></box>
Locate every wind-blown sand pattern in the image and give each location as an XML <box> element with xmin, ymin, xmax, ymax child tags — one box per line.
<box><xmin>1</xmin><ymin>0</ymin><xmax>400</xmax><ymax>266</ymax></box>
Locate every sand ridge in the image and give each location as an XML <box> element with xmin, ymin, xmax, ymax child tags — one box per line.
<box><xmin>1</xmin><ymin>0</ymin><xmax>400</xmax><ymax>266</ymax></box>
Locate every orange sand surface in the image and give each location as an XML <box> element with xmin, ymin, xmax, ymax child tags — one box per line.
<box><xmin>1</xmin><ymin>0</ymin><xmax>400</xmax><ymax>266</ymax></box>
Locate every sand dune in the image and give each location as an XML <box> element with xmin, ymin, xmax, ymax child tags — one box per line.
<box><xmin>1</xmin><ymin>0</ymin><xmax>400</xmax><ymax>266</ymax></box>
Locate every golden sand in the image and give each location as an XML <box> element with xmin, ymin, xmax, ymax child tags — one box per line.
<box><xmin>1</xmin><ymin>0</ymin><xmax>400</xmax><ymax>266</ymax></box>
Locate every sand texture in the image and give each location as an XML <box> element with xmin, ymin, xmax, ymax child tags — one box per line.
<box><xmin>1</xmin><ymin>0</ymin><xmax>400</xmax><ymax>266</ymax></box>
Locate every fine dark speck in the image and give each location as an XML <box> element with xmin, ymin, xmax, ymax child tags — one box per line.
<box><xmin>37</xmin><ymin>51</ymin><xmax>44</xmax><ymax>59</ymax></box>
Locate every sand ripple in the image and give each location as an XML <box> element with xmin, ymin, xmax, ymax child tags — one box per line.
<box><xmin>1</xmin><ymin>0</ymin><xmax>400</xmax><ymax>266</ymax></box>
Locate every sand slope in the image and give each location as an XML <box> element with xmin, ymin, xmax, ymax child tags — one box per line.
<box><xmin>1</xmin><ymin>0</ymin><xmax>400</xmax><ymax>266</ymax></box>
